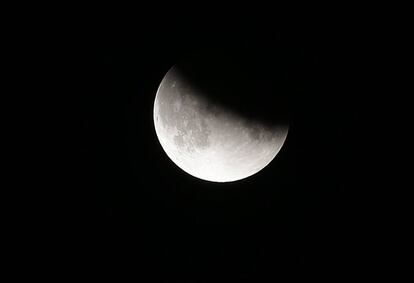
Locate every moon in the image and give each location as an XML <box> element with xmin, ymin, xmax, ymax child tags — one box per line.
<box><xmin>153</xmin><ymin>57</ymin><xmax>289</xmax><ymax>182</ymax></box>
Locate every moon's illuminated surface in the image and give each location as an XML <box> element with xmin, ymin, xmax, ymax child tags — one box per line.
<box><xmin>153</xmin><ymin>65</ymin><xmax>289</xmax><ymax>182</ymax></box>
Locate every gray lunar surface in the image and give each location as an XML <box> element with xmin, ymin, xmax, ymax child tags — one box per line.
<box><xmin>153</xmin><ymin>66</ymin><xmax>289</xmax><ymax>182</ymax></box>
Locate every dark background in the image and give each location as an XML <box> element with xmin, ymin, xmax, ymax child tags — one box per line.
<box><xmin>55</xmin><ymin>14</ymin><xmax>364</xmax><ymax>281</ymax></box>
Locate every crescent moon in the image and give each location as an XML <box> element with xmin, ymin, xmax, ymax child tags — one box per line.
<box><xmin>153</xmin><ymin>64</ymin><xmax>289</xmax><ymax>182</ymax></box>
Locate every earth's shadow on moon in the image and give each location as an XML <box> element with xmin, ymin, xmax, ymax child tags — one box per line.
<box><xmin>173</xmin><ymin>47</ymin><xmax>290</xmax><ymax>129</ymax></box>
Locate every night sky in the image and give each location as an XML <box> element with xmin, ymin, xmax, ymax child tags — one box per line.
<box><xmin>59</xmin><ymin>14</ymin><xmax>363</xmax><ymax>281</ymax></box>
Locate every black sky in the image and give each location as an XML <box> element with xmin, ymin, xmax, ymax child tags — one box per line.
<box><xmin>56</xmin><ymin>14</ymin><xmax>364</xmax><ymax>281</ymax></box>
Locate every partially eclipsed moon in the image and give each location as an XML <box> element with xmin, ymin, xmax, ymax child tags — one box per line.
<box><xmin>153</xmin><ymin>64</ymin><xmax>289</xmax><ymax>182</ymax></box>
